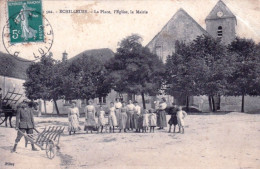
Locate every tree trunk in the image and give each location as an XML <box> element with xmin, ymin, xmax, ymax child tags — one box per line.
<box><xmin>211</xmin><ymin>96</ymin><xmax>216</xmax><ymax>112</ymax></box>
<box><xmin>43</xmin><ymin>100</ymin><xmax>47</xmax><ymax>114</ymax></box>
<box><xmin>186</xmin><ymin>95</ymin><xmax>189</xmax><ymax>112</ymax></box>
<box><xmin>241</xmin><ymin>94</ymin><xmax>245</xmax><ymax>112</ymax></box>
<box><xmin>141</xmin><ymin>92</ymin><xmax>146</xmax><ymax>110</ymax></box>
<box><xmin>54</xmin><ymin>99</ymin><xmax>60</xmax><ymax>115</ymax></box>
<box><xmin>208</xmin><ymin>96</ymin><xmax>212</xmax><ymax>112</ymax></box>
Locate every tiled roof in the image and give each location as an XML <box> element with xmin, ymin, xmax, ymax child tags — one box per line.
<box><xmin>69</xmin><ymin>48</ymin><xmax>114</xmax><ymax>62</ymax></box>
<box><xmin>0</xmin><ymin>51</ymin><xmax>32</xmax><ymax>80</ymax></box>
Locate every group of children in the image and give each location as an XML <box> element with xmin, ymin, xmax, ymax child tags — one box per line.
<box><xmin>67</xmin><ymin>99</ymin><xmax>188</xmax><ymax>135</ymax></box>
<box><xmin>95</xmin><ymin>102</ymin><xmax>187</xmax><ymax>134</ymax></box>
<box><xmin>96</xmin><ymin>101</ymin><xmax>158</xmax><ymax>133</ymax></box>
<box><xmin>168</xmin><ymin>105</ymin><xmax>187</xmax><ymax>134</ymax></box>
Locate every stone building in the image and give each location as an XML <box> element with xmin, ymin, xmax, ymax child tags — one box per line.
<box><xmin>147</xmin><ymin>8</ymin><xmax>208</xmax><ymax>62</ymax></box>
<box><xmin>146</xmin><ymin>0</ymin><xmax>260</xmax><ymax>112</ymax></box>
<box><xmin>147</xmin><ymin>0</ymin><xmax>236</xmax><ymax>63</ymax></box>
<box><xmin>205</xmin><ymin>0</ymin><xmax>236</xmax><ymax>46</ymax></box>
<box><xmin>0</xmin><ymin>51</ymin><xmax>32</xmax><ymax>110</ymax></box>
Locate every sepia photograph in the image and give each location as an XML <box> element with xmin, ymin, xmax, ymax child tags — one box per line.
<box><xmin>0</xmin><ymin>0</ymin><xmax>260</xmax><ymax>168</ymax></box>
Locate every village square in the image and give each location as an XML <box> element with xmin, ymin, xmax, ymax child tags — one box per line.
<box><xmin>0</xmin><ymin>0</ymin><xmax>260</xmax><ymax>168</ymax></box>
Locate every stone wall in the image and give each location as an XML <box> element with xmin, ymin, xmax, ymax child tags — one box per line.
<box><xmin>192</xmin><ymin>95</ymin><xmax>260</xmax><ymax>113</ymax></box>
<box><xmin>206</xmin><ymin>17</ymin><xmax>236</xmax><ymax>45</ymax></box>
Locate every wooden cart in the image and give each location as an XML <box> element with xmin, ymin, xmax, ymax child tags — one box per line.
<box><xmin>19</xmin><ymin>126</ymin><xmax>65</xmax><ymax>159</ymax></box>
<box><xmin>0</xmin><ymin>88</ymin><xmax>23</xmax><ymax>127</ymax></box>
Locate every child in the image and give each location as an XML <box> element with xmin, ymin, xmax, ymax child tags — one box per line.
<box><xmin>142</xmin><ymin>109</ymin><xmax>149</xmax><ymax>133</ymax></box>
<box><xmin>168</xmin><ymin>104</ymin><xmax>179</xmax><ymax>133</ymax></box>
<box><xmin>137</xmin><ymin>112</ymin><xmax>143</xmax><ymax>133</ymax></box>
<box><xmin>149</xmin><ymin>109</ymin><xmax>157</xmax><ymax>133</ymax></box>
<box><xmin>98</xmin><ymin>106</ymin><xmax>106</xmax><ymax>133</ymax></box>
<box><xmin>108</xmin><ymin>102</ymin><xmax>117</xmax><ymax>133</ymax></box>
<box><xmin>176</xmin><ymin>106</ymin><xmax>187</xmax><ymax>134</ymax></box>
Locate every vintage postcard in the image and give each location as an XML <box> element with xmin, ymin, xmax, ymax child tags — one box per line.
<box><xmin>0</xmin><ymin>0</ymin><xmax>260</xmax><ymax>169</ymax></box>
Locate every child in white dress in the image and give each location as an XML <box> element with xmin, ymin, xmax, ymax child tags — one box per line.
<box><xmin>98</xmin><ymin>106</ymin><xmax>106</xmax><ymax>133</ymax></box>
<box><xmin>108</xmin><ymin>102</ymin><xmax>117</xmax><ymax>133</ymax></box>
<box><xmin>142</xmin><ymin>109</ymin><xmax>149</xmax><ymax>133</ymax></box>
<box><xmin>149</xmin><ymin>109</ymin><xmax>157</xmax><ymax>133</ymax></box>
<box><xmin>176</xmin><ymin>106</ymin><xmax>187</xmax><ymax>134</ymax></box>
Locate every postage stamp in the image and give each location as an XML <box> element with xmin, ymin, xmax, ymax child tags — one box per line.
<box><xmin>2</xmin><ymin>0</ymin><xmax>54</xmax><ymax>61</ymax></box>
<box><xmin>7</xmin><ymin>0</ymin><xmax>44</xmax><ymax>44</ymax></box>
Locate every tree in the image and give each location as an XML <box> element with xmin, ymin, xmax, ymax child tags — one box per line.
<box><xmin>190</xmin><ymin>35</ymin><xmax>233</xmax><ymax>112</ymax></box>
<box><xmin>62</xmin><ymin>55</ymin><xmax>112</xmax><ymax>101</ymax></box>
<box><xmin>227</xmin><ymin>37</ymin><xmax>258</xmax><ymax>112</ymax></box>
<box><xmin>106</xmin><ymin>34</ymin><xmax>165</xmax><ymax>109</ymax></box>
<box><xmin>24</xmin><ymin>53</ymin><xmax>62</xmax><ymax>114</ymax></box>
<box><xmin>165</xmin><ymin>41</ymin><xmax>200</xmax><ymax>110</ymax></box>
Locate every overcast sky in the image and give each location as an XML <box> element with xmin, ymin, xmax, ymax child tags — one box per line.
<box><xmin>0</xmin><ymin>0</ymin><xmax>260</xmax><ymax>60</ymax></box>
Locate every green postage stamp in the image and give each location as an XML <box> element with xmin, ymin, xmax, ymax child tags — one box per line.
<box><xmin>7</xmin><ymin>0</ymin><xmax>43</xmax><ymax>43</ymax></box>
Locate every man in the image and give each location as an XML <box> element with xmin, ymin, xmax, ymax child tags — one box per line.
<box><xmin>11</xmin><ymin>99</ymin><xmax>38</xmax><ymax>152</ymax></box>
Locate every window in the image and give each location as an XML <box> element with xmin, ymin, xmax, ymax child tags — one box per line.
<box><xmin>217</xmin><ymin>26</ymin><xmax>223</xmax><ymax>38</ymax></box>
<box><xmin>98</xmin><ymin>97</ymin><xmax>106</xmax><ymax>105</ymax></box>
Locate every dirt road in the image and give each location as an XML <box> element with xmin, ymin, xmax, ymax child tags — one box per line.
<box><xmin>1</xmin><ymin>112</ymin><xmax>260</xmax><ymax>169</ymax></box>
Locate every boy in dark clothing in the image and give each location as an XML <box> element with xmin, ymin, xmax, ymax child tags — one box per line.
<box><xmin>168</xmin><ymin>104</ymin><xmax>179</xmax><ymax>133</ymax></box>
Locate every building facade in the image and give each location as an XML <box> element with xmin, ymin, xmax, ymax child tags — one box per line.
<box><xmin>146</xmin><ymin>0</ymin><xmax>260</xmax><ymax>112</ymax></box>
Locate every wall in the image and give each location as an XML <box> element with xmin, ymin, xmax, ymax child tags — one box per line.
<box><xmin>147</xmin><ymin>9</ymin><xmax>207</xmax><ymax>63</ymax></box>
<box><xmin>0</xmin><ymin>75</ymin><xmax>27</xmax><ymax>109</ymax></box>
<box><xmin>206</xmin><ymin>17</ymin><xmax>236</xmax><ymax>45</ymax></box>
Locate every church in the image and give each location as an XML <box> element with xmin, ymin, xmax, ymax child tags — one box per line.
<box><xmin>147</xmin><ymin>0</ymin><xmax>236</xmax><ymax>63</ymax></box>
<box><xmin>146</xmin><ymin>0</ymin><xmax>260</xmax><ymax>112</ymax></box>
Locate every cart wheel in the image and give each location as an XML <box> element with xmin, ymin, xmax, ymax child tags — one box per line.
<box><xmin>46</xmin><ymin>140</ymin><xmax>56</xmax><ymax>159</ymax></box>
<box><xmin>0</xmin><ymin>111</ymin><xmax>5</xmax><ymax>125</ymax></box>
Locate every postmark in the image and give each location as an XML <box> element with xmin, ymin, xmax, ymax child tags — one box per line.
<box><xmin>2</xmin><ymin>0</ymin><xmax>54</xmax><ymax>61</ymax></box>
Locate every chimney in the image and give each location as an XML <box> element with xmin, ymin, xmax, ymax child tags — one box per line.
<box><xmin>62</xmin><ymin>51</ymin><xmax>68</xmax><ymax>62</ymax></box>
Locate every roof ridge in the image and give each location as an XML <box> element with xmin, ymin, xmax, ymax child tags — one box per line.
<box><xmin>0</xmin><ymin>51</ymin><xmax>32</xmax><ymax>63</ymax></box>
<box><xmin>146</xmin><ymin>8</ymin><xmax>207</xmax><ymax>47</ymax></box>
<box><xmin>68</xmin><ymin>48</ymin><xmax>114</xmax><ymax>61</ymax></box>
<box><xmin>76</xmin><ymin>48</ymin><xmax>114</xmax><ymax>56</ymax></box>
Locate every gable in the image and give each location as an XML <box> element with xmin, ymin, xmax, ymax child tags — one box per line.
<box><xmin>206</xmin><ymin>0</ymin><xmax>236</xmax><ymax>21</ymax></box>
<box><xmin>146</xmin><ymin>8</ymin><xmax>208</xmax><ymax>62</ymax></box>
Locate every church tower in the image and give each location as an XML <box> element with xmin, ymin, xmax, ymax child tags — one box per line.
<box><xmin>205</xmin><ymin>0</ymin><xmax>237</xmax><ymax>45</ymax></box>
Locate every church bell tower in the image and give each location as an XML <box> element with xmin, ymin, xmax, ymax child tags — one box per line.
<box><xmin>205</xmin><ymin>0</ymin><xmax>237</xmax><ymax>45</ymax></box>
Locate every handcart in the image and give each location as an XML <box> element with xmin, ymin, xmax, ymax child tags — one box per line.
<box><xmin>0</xmin><ymin>88</ymin><xmax>23</xmax><ymax>127</ymax></box>
<box><xmin>18</xmin><ymin>126</ymin><xmax>65</xmax><ymax>159</ymax></box>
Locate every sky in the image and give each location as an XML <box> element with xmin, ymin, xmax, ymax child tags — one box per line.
<box><xmin>0</xmin><ymin>0</ymin><xmax>260</xmax><ymax>61</ymax></box>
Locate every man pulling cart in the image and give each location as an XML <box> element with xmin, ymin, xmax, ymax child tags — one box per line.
<box><xmin>11</xmin><ymin>99</ymin><xmax>38</xmax><ymax>152</ymax></box>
